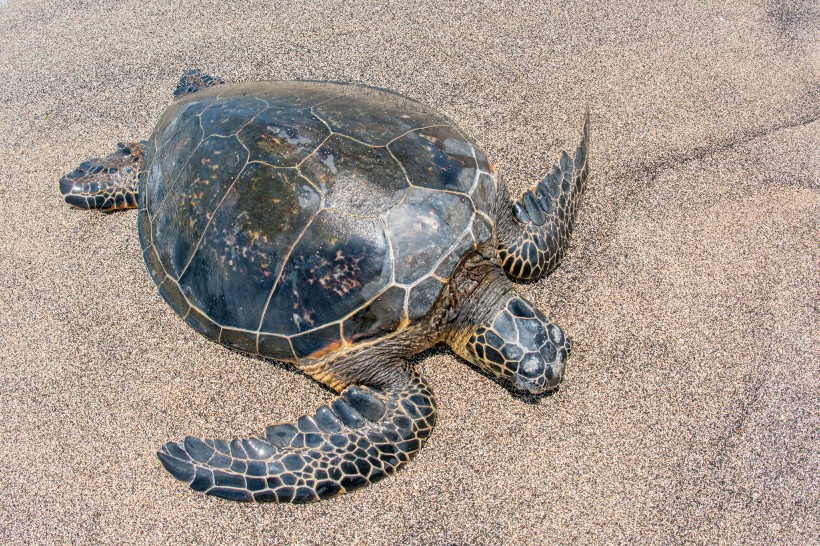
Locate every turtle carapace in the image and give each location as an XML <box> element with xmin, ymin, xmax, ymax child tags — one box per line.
<box><xmin>60</xmin><ymin>70</ymin><xmax>590</xmax><ymax>503</ymax></box>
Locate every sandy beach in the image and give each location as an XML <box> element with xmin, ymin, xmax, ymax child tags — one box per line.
<box><xmin>0</xmin><ymin>0</ymin><xmax>817</xmax><ymax>543</ymax></box>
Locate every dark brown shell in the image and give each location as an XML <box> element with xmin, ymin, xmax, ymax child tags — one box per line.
<box><xmin>137</xmin><ymin>81</ymin><xmax>497</xmax><ymax>360</ymax></box>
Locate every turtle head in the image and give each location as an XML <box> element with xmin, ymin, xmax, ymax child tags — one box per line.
<box><xmin>464</xmin><ymin>295</ymin><xmax>571</xmax><ymax>395</ymax></box>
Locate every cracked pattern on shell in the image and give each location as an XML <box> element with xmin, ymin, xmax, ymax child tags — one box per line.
<box><xmin>136</xmin><ymin>81</ymin><xmax>499</xmax><ymax>359</ymax></box>
<box><xmin>157</xmin><ymin>373</ymin><xmax>436</xmax><ymax>503</ymax></box>
<box><xmin>60</xmin><ymin>74</ymin><xmax>588</xmax><ymax>506</ymax></box>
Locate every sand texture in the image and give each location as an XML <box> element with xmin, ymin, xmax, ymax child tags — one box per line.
<box><xmin>1</xmin><ymin>0</ymin><xmax>818</xmax><ymax>544</ymax></box>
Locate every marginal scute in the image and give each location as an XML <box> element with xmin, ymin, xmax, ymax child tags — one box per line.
<box><xmin>158</xmin><ymin>277</ymin><xmax>188</xmax><ymax>313</ymax></box>
<box><xmin>220</xmin><ymin>328</ymin><xmax>258</xmax><ymax>354</ymax></box>
<box><xmin>185</xmin><ymin>306</ymin><xmax>221</xmax><ymax>340</ymax></box>
<box><xmin>137</xmin><ymin>208</ymin><xmax>152</xmax><ymax>245</ymax></box>
<box><xmin>257</xmin><ymin>333</ymin><xmax>294</xmax><ymax>361</ymax></box>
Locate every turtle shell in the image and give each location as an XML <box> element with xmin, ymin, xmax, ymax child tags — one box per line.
<box><xmin>137</xmin><ymin>81</ymin><xmax>497</xmax><ymax>361</ymax></box>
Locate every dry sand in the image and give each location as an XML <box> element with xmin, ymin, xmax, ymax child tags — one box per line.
<box><xmin>1</xmin><ymin>0</ymin><xmax>818</xmax><ymax>544</ymax></box>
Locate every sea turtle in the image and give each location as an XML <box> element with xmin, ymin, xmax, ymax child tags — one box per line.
<box><xmin>60</xmin><ymin>70</ymin><xmax>589</xmax><ymax>503</ymax></box>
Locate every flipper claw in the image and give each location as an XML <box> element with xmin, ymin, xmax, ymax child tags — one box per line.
<box><xmin>158</xmin><ymin>443</ymin><xmax>196</xmax><ymax>483</ymax></box>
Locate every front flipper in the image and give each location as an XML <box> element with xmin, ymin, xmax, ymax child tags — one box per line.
<box><xmin>497</xmin><ymin>108</ymin><xmax>590</xmax><ymax>280</ymax></box>
<box><xmin>59</xmin><ymin>141</ymin><xmax>146</xmax><ymax>210</ymax></box>
<box><xmin>157</xmin><ymin>371</ymin><xmax>436</xmax><ymax>503</ymax></box>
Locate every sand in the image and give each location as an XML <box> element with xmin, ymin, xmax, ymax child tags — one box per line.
<box><xmin>0</xmin><ymin>0</ymin><xmax>817</xmax><ymax>544</ymax></box>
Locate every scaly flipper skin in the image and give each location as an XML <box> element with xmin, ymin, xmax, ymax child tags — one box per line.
<box><xmin>157</xmin><ymin>366</ymin><xmax>436</xmax><ymax>503</ymax></box>
<box><xmin>173</xmin><ymin>69</ymin><xmax>225</xmax><ymax>99</ymax></box>
<box><xmin>60</xmin><ymin>69</ymin><xmax>224</xmax><ymax>209</ymax></box>
<box><xmin>496</xmin><ymin>108</ymin><xmax>590</xmax><ymax>280</ymax></box>
<box><xmin>60</xmin><ymin>142</ymin><xmax>146</xmax><ymax>210</ymax></box>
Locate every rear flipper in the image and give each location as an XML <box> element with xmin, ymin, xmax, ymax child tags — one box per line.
<box><xmin>59</xmin><ymin>141</ymin><xmax>146</xmax><ymax>210</ymax></box>
<box><xmin>157</xmin><ymin>372</ymin><xmax>436</xmax><ymax>503</ymax></box>
<box><xmin>497</xmin><ymin>108</ymin><xmax>590</xmax><ymax>280</ymax></box>
<box><xmin>173</xmin><ymin>69</ymin><xmax>225</xmax><ymax>99</ymax></box>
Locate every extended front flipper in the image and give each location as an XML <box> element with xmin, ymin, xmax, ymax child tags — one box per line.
<box><xmin>157</xmin><ymin>369</ymin><xmax>436</xmax><ymax>503</ymax></box>
<box><xmin>497</xmin><ymin>108</ymin><xmax>590</xmax><ymax>280</ymax></box>
<box><xmin>59</xmin><ymin>141</ymin><xmax>146</xmax><ymax>210</ymax></box>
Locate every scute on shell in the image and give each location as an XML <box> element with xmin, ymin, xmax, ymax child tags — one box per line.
<box><xmin>137</xmin><ymin>81</ymin><xmax>497</xmax><ymax>359</ymax></box>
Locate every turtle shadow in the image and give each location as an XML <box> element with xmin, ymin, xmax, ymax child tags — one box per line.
<box><xmin>241</xmin><ymin>352</ymin><xmax>339</xmax><ymax>396</ymax></box>
<box><xmin>430</xmin><ymin>345</ymin><xmax>558</xmax><ymax>405</ymax></box>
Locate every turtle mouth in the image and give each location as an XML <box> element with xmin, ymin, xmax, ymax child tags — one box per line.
<box><xmin>512</xmin><ymin>374</ymin><xmax>557</xmax><ymax>395</ymax></box>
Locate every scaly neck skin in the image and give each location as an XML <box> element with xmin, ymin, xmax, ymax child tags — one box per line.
<box><xmin>441</xmin><ymin>244</ymin><xmax>571</xmax><ymax>395</ymax></box>
<box><xmin>440</xmin><ymin>244</ymin><xmax>515</xmax><ymax>350</ymax></box>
